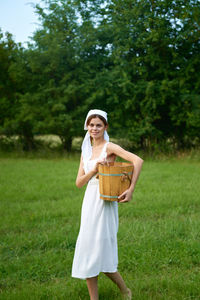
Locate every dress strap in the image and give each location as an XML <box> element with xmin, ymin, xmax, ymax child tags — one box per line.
<box><xmin>100</xmin><ymin>142</ymin><xmax>109</xmax><ymax>159</ymax></box>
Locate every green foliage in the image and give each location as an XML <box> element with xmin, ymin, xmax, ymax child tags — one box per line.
<box><xmin>0</xmin><ymin>0</ymin><xmax>200</xmax><ymax>152</ymax></box>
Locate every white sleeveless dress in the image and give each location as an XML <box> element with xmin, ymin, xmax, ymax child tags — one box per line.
<box><xmin>72</xmin><ymin>142</ymin><xmax>118</xmax><ymax>279</ymax></box>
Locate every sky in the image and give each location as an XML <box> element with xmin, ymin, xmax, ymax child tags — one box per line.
<box><xmin>0</xmin><ymin>0</ymin><xmax>42</xmax><ymax>46</ymax></box>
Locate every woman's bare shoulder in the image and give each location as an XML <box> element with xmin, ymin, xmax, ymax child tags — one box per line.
<box><xmin>107</xmin><ymin>141</ymin><xmax>144</xmax><ymax>163</ymax></box>
<box><xmin>107</xmin><ymin>142</ymin><xmax>122</xmax><ymax>152</ymax></box>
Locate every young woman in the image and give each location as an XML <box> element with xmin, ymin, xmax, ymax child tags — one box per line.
<box><xmin>72</xmin><ymin>109</ymin><xmax>143</xmax><ymax>300</ymax></box>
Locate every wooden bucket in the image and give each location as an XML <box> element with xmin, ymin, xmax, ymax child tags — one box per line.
<box><xmin>98</xmin><ymin>162</ymin><xmax>134</xmax><ymax>201</ymax></box>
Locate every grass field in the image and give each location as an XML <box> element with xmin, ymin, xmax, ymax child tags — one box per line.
<box><xmin>0</xmin><ymin>156</ymin><xmax>200</xmax><ymax>300</ymax></box>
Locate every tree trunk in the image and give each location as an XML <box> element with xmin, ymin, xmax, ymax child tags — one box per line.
<box><xmin>61</xmin><ymin>136</ymin><xmax>73</xmax><ymax>152</ymax></box>
<box><xmin>20</xmin><ymin>134</ymin><xmax>35</xmax><ymax>151</ymax></box>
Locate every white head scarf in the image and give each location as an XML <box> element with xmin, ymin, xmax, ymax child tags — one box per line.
<box><xmin>81</xmin><ymin>109</ymin><xmax>109</xmax><ymax>161</ymax></box>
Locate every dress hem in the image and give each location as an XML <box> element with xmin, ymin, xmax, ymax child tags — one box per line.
<box><xmin>72</xmin><ymin>268</ymin><xmax>118</xmax><ymax>280</ymax></box>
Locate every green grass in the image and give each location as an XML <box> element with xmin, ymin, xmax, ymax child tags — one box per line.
<box><xmin>0</xmin><ymin>157</ymin><xmax>200</xmax><ymax>299</ymax></box>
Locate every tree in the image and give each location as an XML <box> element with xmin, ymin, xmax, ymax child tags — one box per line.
<box><xmin>24</xmin><ymin>0</ymin><xmax>91</xmax><ymax>150</ymax></box>
<box><xmin>95</xmin><ymin>0</ymin><xmax>200</xmax><ymax>149</ymax></box>
<box><xmin>1</xmin><ymin>0</ymin><xmax>199</xmax><ymax>152</ymax></box>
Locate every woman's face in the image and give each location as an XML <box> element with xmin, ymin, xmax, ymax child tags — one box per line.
<box><xmin>87</xmin><ymin>117</ymin><xmax>107</xmax><ymax>139</ymax></box>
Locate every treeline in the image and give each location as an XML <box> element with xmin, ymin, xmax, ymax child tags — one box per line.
<box><xmin>0</xmin><ymin>0</ymin><xmax>200</xmax><ymax>152</ymax></box>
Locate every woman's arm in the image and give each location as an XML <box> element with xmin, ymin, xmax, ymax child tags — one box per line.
<box><xmin>107</xmin><ymin>142</ymin><xmax>144</xmax><ymax>202</ymax></box>
<box><xmin>76</xmin><ymin>155</ymin><xmax>106</xmax><ymax>188</ymax></box>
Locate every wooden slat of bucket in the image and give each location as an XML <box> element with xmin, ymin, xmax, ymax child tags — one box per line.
<box><xmin>110</xmin><ymin>165</ymin><xmax>116</xmax><ymax>200</ymax></box>
<box><xmin>99</xmin><ymin>169</ymin><xmax>104</xmax><ymax>199</ymax></box>
<box><xmin>108</xmin><ymin>166</ymin><xmax>112</xmax><ymax>199</ymax></box>
<box><xmin>103</xmin><ymin>165</ymin><xmax>113</xmax><ymax>201</ymax></box>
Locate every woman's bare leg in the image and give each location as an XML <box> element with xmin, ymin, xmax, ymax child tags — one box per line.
<box><xmin>86</xmin><ymin>276</ymin><xmax>99</xmax><ymax>300</ymax></box>
<box><xmin>104</xmin><ymin>272</ymin><xmax>132</xmax><ymax>299</ymax></box>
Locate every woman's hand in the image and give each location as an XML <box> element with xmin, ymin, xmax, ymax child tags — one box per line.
<box><xmin>118</xmin><ymin>188</ymin><xmax>134</xmax><ymax>203</ymax></box>
<box><xmin>93</xmin><ymin>158</ymin><xmax>108</xmax><ymax>173</ymax></box>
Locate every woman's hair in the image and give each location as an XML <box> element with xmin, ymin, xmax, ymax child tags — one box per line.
<box><xmin>86</xmin><ymin>114</ymin><xmax>108</xmax><ymax>127</ymax></box>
